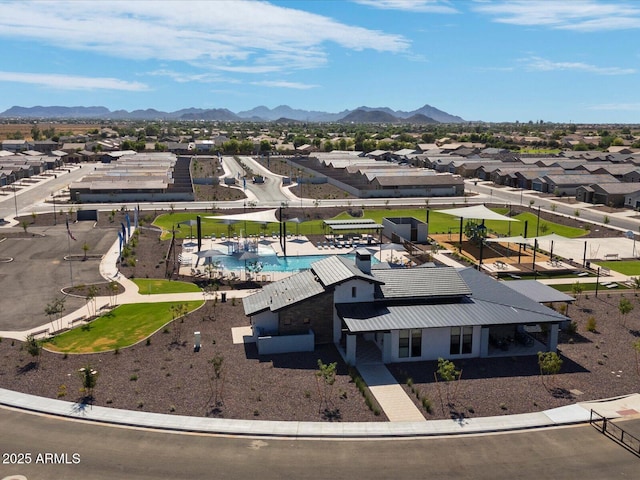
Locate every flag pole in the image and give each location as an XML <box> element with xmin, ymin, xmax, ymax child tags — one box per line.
<box><xmin>67</xmin><ymin>217</ymin><xmax>73</xmax><ymax>286</ymax></box>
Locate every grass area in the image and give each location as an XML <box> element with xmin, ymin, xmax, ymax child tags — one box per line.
<box><xmin>484</xmin><ymin>211</ymin><xmax>587</xmax><ymax>238</ymax></box>
<box><xmin>152</xmin><ymin>207</ymin><xmax>588</xmax><ymax>241</ymax></box>
<box><xmin>596</xmin><ymin>260</ymin><xmax>640</xmax><ymax>276</ymax></box>
<box><xmin>45</xmin><ymin>301</ymin><xmax>204</xmax><ymax>353</ymax></box>
<box><xmin>132</xmin><ymin>278</ymin><xmax>201</xmax><ymax>295</ymax></box>
<box><xmin>551</xmin><ymin>282</ymin><xmax>630</xmax><ymax>292</ymax></box>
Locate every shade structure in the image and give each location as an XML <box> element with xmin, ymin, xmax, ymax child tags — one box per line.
<box><xmin>435</xmin><ymin>205</ymin><xmax>520</xmax><ymax>222</ymax></box>
<box><xmin>485</xmin><ymin>235</ymin><xmax>533</xmax><ymax>246</ymax></box>
<box><xmin>206</xmin><ymin>208</ymin><xmax>279</xmax><ymax>224</ymax></box>
<box><xmin>436</xmin><ymin>205</ymin><xmax>519</xmax><ymax>248</ymax></box>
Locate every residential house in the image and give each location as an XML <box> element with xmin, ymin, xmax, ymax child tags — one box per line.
<box><xmin>577</xmin><ymin>183</ymin><xmax>640</xmax><ymax>207</ymax></box>
<box><xmin>1</xmin><ymin>139</ymin><xmax>29</xmax><ymax>153</ymax></box>
<box><xmin>244</xmin><ymin>252</ymin><xmax>567</xmax><ymax>363</ymax></box>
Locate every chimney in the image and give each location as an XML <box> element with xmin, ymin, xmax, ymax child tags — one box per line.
<box><xmin>355</xmin><ymin>248</ymin><xmax>371</xmax><ymax>274</ymax></box>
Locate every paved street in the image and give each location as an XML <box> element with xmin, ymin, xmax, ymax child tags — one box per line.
<box><xmin>1</xmin><ymin>407</ymin><xmax>638</xmax><ymax>480</ymax></box>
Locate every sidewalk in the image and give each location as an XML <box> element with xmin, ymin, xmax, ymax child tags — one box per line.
<box><xmin>2</xmin><ymin>387</ymin><xmax>639</xmax><ymax>438</ymax></box>
<box><xmin>0</xmin><ymin>231</ymin><xmax>259</xmax><ymax>341</ymax></box>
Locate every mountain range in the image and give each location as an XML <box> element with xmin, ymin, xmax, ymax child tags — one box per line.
<box><xmin>0</xmin><ymin>104</ymin><xmax>464</xmax><ymax>123</ymax></box>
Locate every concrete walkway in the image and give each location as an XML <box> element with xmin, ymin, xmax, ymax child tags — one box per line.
<box><xmin>357</xmin><ymin>364</ymin><xmax>426</xmax><ymax>422</ymax></box>
<box><xmin>0</xmin><ymin>231</ymin><xmax>259</xmax><ymax>341</ymax></box>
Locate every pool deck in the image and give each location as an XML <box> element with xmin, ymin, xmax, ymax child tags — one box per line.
<box><xmin>179</xmin><ymin>235</ymin><xmax>411</xmax><ymax>281</ymax></box>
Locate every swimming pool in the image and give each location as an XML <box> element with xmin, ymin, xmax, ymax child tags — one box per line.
<box><xmin>212</xmin><ymin>253</ymin><xmax>378</xmax><ymax>273</ymax></box>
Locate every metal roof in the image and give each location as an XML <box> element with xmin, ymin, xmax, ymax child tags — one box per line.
<box><xmin>327</xmin><ymin>224</ymin><xmax>383</xmax><ymax>231</ymax></box>
<box><xmin>372</xmin><ymin>267</ymin><xmax>470</xmax><ymax>299</ymax></box>
<box><xmin>311</xmin><ymin>256</ymin><xmax>381</xmax><ymax>287</ymax></box>
<box><xmin>324</xmin><ymin>219</ymin><xmax>377</xmax><ymax>226</ymax></box>
<box><xmin>500</xmin><ymin>280</ymin><xmax>575</xmax><ymax>304</ymax></box>
<box><xmin>458</xmin><ymin>267</ymin><xmax>568</xmax><ymax>317</ymax></box>
<box><xmin>338</xmin><ymin>298</ymin><xmax>565</xmax><ymax>333</ymax></box>
<box><xmin>243</xmin><ymin>270</ymin><xmax>324</xmax><ymax>316</ymax></box>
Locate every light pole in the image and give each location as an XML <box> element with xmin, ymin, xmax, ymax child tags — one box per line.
<box><xmin>52</xmin><ymin>192</ymin><xmax>57</xmax><ymax>225</ymax></box>
<box><xmin>12</xmin><ymin>183</ymin><xmax>18</xmax><ymax>219</ymax></box>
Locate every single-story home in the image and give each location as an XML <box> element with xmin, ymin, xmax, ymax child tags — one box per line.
<box><xmin>244</xmin><ymin>251</ymin><xmax>567</xmax><ymax>364</ymax></box>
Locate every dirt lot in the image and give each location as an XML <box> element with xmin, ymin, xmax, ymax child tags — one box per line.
<box><xmin>0</xmin><ymin>123</ymin><xmax>98</xmax><ymax>141</ymax></box>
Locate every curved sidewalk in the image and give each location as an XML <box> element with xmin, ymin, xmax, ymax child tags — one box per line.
<box><xmin>2</xmin><ymin>388</ymin><xmax>639</xmax><ymax>438</ymax></box>
<box><xmin>0</xmin><ymin>232</ymin><xmax>259</xmax><ymax>341</ymax></box>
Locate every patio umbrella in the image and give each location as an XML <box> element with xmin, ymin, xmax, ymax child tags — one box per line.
<box><xmin>238</xmin><ymin>251</ymin><xmax>261</xmax><ymax>280</ymax></box>
<box><xmin>378</xmin><ymin>242</ymin><xmax>406</xmax><ymax>263</ymax></box>
<box><xmin>195</xmin><ymin>248</ymin><xmax>225</xmax><ymax>267</ymax></box>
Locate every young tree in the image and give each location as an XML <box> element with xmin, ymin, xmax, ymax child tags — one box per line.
<box><xmin>170</xmin><ymin>303</ymin><xmax>188</xmax><ymax>344</ymax></box>
<box><xmin>108</xmin><ymin>281</ymin><xmax>119</xmax><ymax>306</ymax></box>
<box><xmin>619</xmin><ymin>297</ymin><xmax>633</xmax><ymax>327</ymax></box>
<box><xmin>435</xmin><ymin>358</ymin><xmax>462</xmax><ymax>413</ymax></box>
<box><xmin>85</xmin><ymin>285</ymin><xmax>98</xmax><ymax>318</ymax></box>
<box><xmin>44</xmin><ymin>297</ymin><xmax>66</xmax><ymax>332</ymax></box>
<box><xmin>315</xmin><ymin>359</ymin><xmax>337</xmax><ymax>413</ymax></box>
<box><xmin>25</xmin><ymin>334</ymin><xmax>42</xmax><ymax>368</ymax></box>
<box><xmin>633</xmin><ymin>339</ymin><xmax>640</xmax><ymax>377</ymax></box>
<box><xmin>538</xmin><ymin>351</ymin><xmax>562</xmax><ymax>390</ymax></box>
<box><xmin>207</xmin><ymin>354</ymin><xmax>226</xmax><ymax>408</ymax></box>
<box><xmin>82</xmin><ymin>242</ymin><xmax>90</xmax><ymax>261</ymax></box>
<box><xmin>78</xmin><ymin>364</ymin><xmax>98</xmax><ymax>401</ymax></box>
<box><xmin>571</xmin><ymin>281</ymin><xmax>584</xmax><ymax>305</ymax></box>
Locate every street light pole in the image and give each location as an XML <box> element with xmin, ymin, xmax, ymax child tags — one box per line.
<box><xmin>52</xmin><ymin>192</ymin><xmax>57</xmax><ymax>225</ymax></box>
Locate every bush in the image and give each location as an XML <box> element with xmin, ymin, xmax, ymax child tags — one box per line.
<box><xmin>586</xmin><ymin>316</ymin><xmax>597</xmax><ymax>333</ymax></box>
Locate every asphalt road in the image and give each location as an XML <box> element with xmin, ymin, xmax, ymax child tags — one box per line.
<box><xmin>0</xmin><ymin>407</ymin><xmax>638</xmax><ymax>480</ymax></box>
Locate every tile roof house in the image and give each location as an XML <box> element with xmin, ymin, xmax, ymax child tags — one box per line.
<box><xmin>244</xmin><ymin>251</ymin><xmax>567</xmax><ymax>363</ymax></box>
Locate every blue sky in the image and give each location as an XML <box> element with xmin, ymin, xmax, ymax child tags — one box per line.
<box><xmin>0</xmin><ymin>0</ymin><xmax>638</xmax><ymax>123</ymax></box>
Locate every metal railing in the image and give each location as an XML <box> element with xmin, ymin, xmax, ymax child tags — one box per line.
<box><xmin>590</xmin><ymin>409</ymin><xmax>640</xmax><ymax>457</ymax></box>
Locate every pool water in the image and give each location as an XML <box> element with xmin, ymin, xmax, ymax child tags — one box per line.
<box><xmin>213</xmin><ymin>253</ymin><xmax>378</xmax><ymax>273</ymax></box>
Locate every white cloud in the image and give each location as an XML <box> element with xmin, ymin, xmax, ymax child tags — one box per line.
<box><xmin>354</xmin><ymin>0</ymin><xmax>458</xmax><ymax>14</ymax></box>
<box><xmin>0</xmin><ymin>71</ymin><xmax>149</xmax><ymax>91</ymax></box>
<box><xmin>0</xmin><ymin>1</ymin><xmax>410</xmax><ymax>76</ymax></box>
<box><xmin>522</xmin><ymin>56</ymin><xmax>636</xmax><ymax>75</ymax></box>
<box><xmin>250</xmin><ymin>80</ymin><xmax>318</xmax><ymax>90</ymax></box>
<box><xmin>474</xmin><ymin>0</ymin><xmax>640</xmax><ymax>31</ymax></box>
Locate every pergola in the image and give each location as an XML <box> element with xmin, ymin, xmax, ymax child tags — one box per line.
<box><xmin>323</xmin><ymin>219</ymin><xmax>384</xmax><ymax>242</ymax></box>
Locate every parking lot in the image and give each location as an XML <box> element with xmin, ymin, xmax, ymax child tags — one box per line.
<box><xmin>0</xmin><ymin>221</ymin><xmax>119</xmax><ymax>331</ymax></box>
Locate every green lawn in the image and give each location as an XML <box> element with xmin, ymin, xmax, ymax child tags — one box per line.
<box><xmin>132</xmin><ymin>278</ymin><xmax>201</xmax><ymax>295</ymax></box>
<box><xmin>45</xmin><ymin>301</ymin><xmax>204</xmax><ymax>353</ymax></box>
<box><xmin>596</xmin><ymin>260</ymin><xmax>640</xmax><ymax>277</ymax></box>
<box><xmin>551</xmin><ymin>282</ymin><xmax>630</xmax><ymax>292</ymax></box>
<box><xmin>152</xmin><ymin>207</ymin><xmax>588</xmax><ymax>241</ymax></box>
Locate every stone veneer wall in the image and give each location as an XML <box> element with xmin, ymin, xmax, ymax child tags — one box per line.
<box><xmin>278</xmin><ymin>290</ymin><xmax>335</xmax><ymax>344</ymax></box>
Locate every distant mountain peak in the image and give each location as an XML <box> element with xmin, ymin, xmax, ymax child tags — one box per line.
<box><xmin>0</xmin><ymin>104</ymin><xmax>465</xmax><ymax>123</ymax></box>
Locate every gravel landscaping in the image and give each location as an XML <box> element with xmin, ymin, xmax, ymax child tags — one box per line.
<box><xmin>1</xmin><ymin>207</ymin><xmax>638</xmax><ymax>423</ymax></box>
